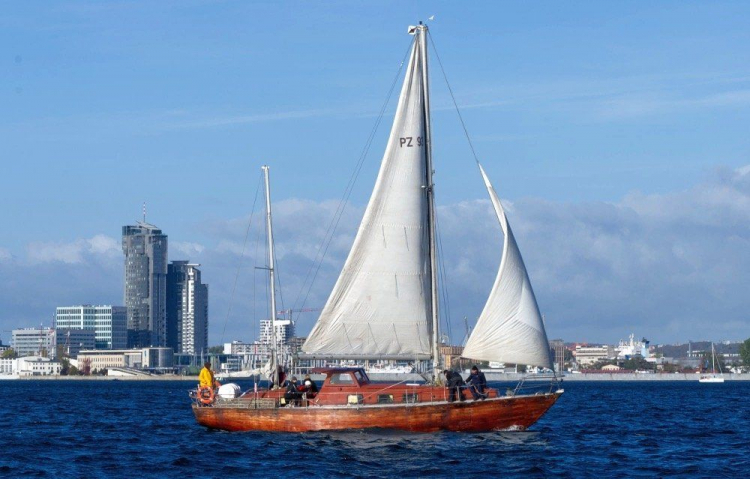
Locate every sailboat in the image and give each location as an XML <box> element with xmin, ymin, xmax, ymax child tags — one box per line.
<box><xmin>192</xmin><ymin>23</ymin><xmax>562</xmax><ymax>432</ymax></box>
<box><xmin>698</xmin><ymin>343</ymin><xmax>725</xmax><ymax>383</ymax></box>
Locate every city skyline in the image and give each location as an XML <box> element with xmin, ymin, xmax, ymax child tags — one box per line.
<box><xmin>1</xmin><ymin>2</ymin><xmax>748</xmax><ymax>344</ymax></box>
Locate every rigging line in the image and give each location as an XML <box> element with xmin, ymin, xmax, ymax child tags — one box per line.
<box><xmin>220</xmin><ymin>170</ymin><xmax>264</xmax><ymax>345</ymax></box>
<box><xmin>252</xmin><ymin>203</ymin><xmax>264</xmax><ymax>343</ymax></box>
<box><xmin>428</xmin><ymin>31</ymin><xmax>481</xmax><ymax>165</ymax></box>
<box><xmin>252</xmin><ymin>209</ymin><xmax>264</xmax><ymax>343</ymax></box>
<box><xmin>272</xmin><ymin>233</ymin><xmax>285</xmax><ymax>315</ymax></box>
<box><xmin>434</xmin><ymin>207</ymin><xmax>452</xmax><ymax>342</ymax></box>
<box><xmin>263</xmin><ymin>207</ymin><xmax>271</xmax><ymax>343</ymax></box>
<box><xmin>293</xmin><ymin>40</ymin><xmax>415</xmax><ymax>312</ymax></box>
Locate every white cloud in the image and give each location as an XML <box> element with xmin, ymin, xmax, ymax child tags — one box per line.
<box><xmin>2</xmin><ymin>167</ymin><xmax>749</xmax><ymax>344</ymax></box>
<box><xmin>26</xmin><ymin>235</ymin><xmax>120</xmax><ymax>264</ymax></box>
<box><xmin>171</xmin><ymin>241</ymin><xmax>205</xmax><ymax>258</ymax></box>
<box><xmin>87</xmin><ymin>234</ymin><xmax>120</xmax><ymax>256</ymax></box>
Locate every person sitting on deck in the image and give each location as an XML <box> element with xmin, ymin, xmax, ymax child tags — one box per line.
<box><xmin>466</xmin><ymin>365</ymin><xmax>488</xmax><ymax>400</ymax></box>
<box><xmin>302</xmin><ymin>374</ymin><xmax>319</xmax><ymax>397</ymax></box>
<box><xmin>443</xmin><ymin>369</ymin><xmax>465</xmax><ymax>402</ymax></box>
<box><xmin>284</xmin><ymin>376</ymin><xmax>304</xmax><ymax>405</ymax></box>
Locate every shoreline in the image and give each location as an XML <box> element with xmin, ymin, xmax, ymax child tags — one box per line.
<box><xmin>9</xmin><ymin>372</ymin><xmax>750</xmax><ymax>382</ymax></box>
<box><xmin>13</xmin><ymin>375</ymin><xmax>199</xmax><ymax>381</ymax></box>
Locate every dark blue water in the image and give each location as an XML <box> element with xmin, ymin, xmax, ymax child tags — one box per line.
<box><xmin>1</xmin><ymin>380</ymin><xmax>747</xmax><ymax>478</ymax></box>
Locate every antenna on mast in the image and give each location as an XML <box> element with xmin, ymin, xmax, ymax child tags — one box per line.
<box><xmin>142</xmin><ymin>202</ymin><xmax>147</xmax><ymax>223</ymax></box>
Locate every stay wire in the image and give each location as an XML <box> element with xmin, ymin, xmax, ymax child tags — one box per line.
<box><xmin>434</xmin><ymin>210</ymin><xmax>452</xmax><ymax>342</ymax></box>
<box><xmin>428</xmin><ymin>31</ymin><xmax>481</xmax><ymax>165</ymax></box>
<box><xmin>220</xmin><ymin>170</ymin><xmax>264</xmax><ymax>345</ymax></box>
<box><xmin>272</xmin><ymin>235</ymin><xmax>285</xmax><ymax>317</ymax></box>
<box><xmin>252</xmin><ymin>213</ymin><xmax>264</xmax><ymax>342</ymax></box>
<box><xmin>292</xmin><ymin>40</ymin><xmax>415</xmax><ymax>313</ymax></box>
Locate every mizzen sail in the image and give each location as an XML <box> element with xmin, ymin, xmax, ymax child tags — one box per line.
<box><xmin>462</xmin><ymin>165</ymin><xmax>553</xmax><ymax>369</ymax></box>
<box><xmin>302</xmin><ymin>29</ymin><xmax>433</xmax><ymax>359</ymax></box>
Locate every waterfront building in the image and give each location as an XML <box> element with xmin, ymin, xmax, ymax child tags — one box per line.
<box><xmin>16</xmin><ymin>356</ymin><xmax>61</xmax><ymax>376</ymax></box>
<box><xmin>77</xmin><ymin>350</ymin><xmax>130</xmax><ymax>370</ymax></box>
<box><xmin>166</xmin><ymin>261</ymin><xmax>208</xmax><ymax>355</ymax></box>
<box><xmin>259</xmin><ymin>318</ymin><xmax>295</xmax><ymax>346</ymax></box>
<box><xmin>122</xmin><ymin>222</ymin><xmax>168</xmax><ymax>348</ymax></box>
<box><xmin>53</xmin><ymin>329</ymin><xmax>96</xmax><ymax>358</ymax></box>
<box><xmin>142</xmin><ymin>347</ymin><xmax>174</xmax><ymax>369</ymax></box>
<box><xmin>55</xmin><ymin>305</ymin><xmax>127</xmax><ymax>350</ymax></box>
<box><xmin>223</xmin><ymin>340</ymin><xmax>259</xmax><ymax>355</ymax></box>
<box><xmin>574</xmin><ymin>345</ymin><xmax>615</xmax><ymax>366</ymax></box>
<box><xmin>0</xmin><ymin>358</ymin><xmax>15</xmax><ymax>374</ymax></box>
<box><xmin>77</xmin><ymin>347</ymin><xmax>175</xmax><ymax>371</ymax></box>
<box><xmin>11</xmin><ymin>327</ymin><xmax>55</xmax><ymax>358</ymax></box>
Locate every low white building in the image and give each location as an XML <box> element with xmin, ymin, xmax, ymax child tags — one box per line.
<box><xmin>574</xmin><ymin>345</ymin><xmax>615</xmax><ymax>366</ymax></box>
<box><xmin>78</xmin><ymin>347</ymin><xmax>175</xmax><ymax>371</ymax></box>
<box><xmin>1</xmin><ymin>358</ymin><xmax>16</xmax><ymax>375</ymax></box>
<box><xmin>78</xmin><ymin>350</ymin><xmax>129</xmax><ymax>370</ymax></box>
<box><xmin>16</xmin><ymin>356</ymin><xmax>61</xmax><ymax>376</ymax></box>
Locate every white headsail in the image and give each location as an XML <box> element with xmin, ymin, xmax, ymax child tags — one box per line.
<box><xmin>302</xmin><ymin>29</ymin><xmax>433</xmax><ymax>359</ymax></box>
<box><xmin>462</xmin><ymin>164</ymin><xmax>553</xmax><ymax>369</ymax></box>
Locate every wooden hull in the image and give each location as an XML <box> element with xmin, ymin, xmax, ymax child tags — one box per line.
<box><xmin>192</xmin><ymin>391</ymin><xmax>562</xmax><ymax>433</ymax></box>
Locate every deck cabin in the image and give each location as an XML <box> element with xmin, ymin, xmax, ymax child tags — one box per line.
<box><xmin>240</xmin><ymin>367</ymin><xmax>496</xmax><ymax>407</ymax></box>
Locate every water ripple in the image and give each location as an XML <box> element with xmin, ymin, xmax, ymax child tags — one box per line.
<box><xmin>0</xmin><ymin>380</ymin><xmax>748</xmax><ymax>478</ymax></box>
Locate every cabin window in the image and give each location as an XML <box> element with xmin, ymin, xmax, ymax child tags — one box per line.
<box><xmin>354</xmin><ymin>370</ymin><xmax>367</xmax><ymax>384</ymax></box>
<box><xmin>347</xmin><ymin>394</ymin><xmax>364</xmax><ymax>405</ymax></box>
<box><xmin>377</xmin><ymin>394</ymin><xmax>394</xmax><ymax>404</ymax></box>
<box><xmin>330</xmin><ymin>373</ymin><xmax>354</xmax><ymax>385</ymax></box>
<box><xmin>402</xmin><ymin>393</ymin><xmax>419</xmax><ymax>404</ymax></box>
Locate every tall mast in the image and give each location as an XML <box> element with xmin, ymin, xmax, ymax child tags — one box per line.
<box><xmin>418</xmin><ymin>23</ymin><xmax>441</xmax><ymax>380</ymax></box>
<box><xmin>262</xmin><ymin>165</ymin><xmax>279</xmax><ymax>387</ymax></box>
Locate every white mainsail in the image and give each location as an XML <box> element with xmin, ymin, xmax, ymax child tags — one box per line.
<box><xmin>302</xmin><ymin>29</ymin><xmax>433</xmax><ymax>359</ymax></box>
<box><xmin>462</xmin><ymin>165</ymin><xmax>553</xmax><ymax>369</ymax></box>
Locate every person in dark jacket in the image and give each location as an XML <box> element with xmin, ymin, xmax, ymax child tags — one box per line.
<box><xmin>284</xmin><ymin>376</ymin><xmax>304</xmax><ymax>405</ymax></box>
<box><xmin>302</xmin><ymin>374</ymin><xmax>318</xmax><ymax>396</ymax></box>
<box><xmin>466</xmin><ymin>365</ymin><xmax>488</xmax><ymax>400</ymax></box>
<box><xmin>443</xmin><ymin>369</ymin><xmax>465</xmax><ymax>402</ymax></box>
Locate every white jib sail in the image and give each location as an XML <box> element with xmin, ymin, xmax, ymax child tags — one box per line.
<box><xmin>462</xmin><ymin>164</ymin><xmax>553</xmax><ymax>369</ymax></box>
<box><xmin>302</xmin><ymin>33</ymin><xmax>432</xmax><ymax>359</ymax></box>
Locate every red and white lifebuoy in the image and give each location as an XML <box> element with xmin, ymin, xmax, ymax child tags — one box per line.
<box><xmin>198</xmin><ymin>386</ymin><xmax>215</xmax><ymax>405</ymax></box>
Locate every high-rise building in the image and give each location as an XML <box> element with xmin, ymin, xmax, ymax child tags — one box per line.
<box><xmin>122</xmin><ymin>222</ymin><xmax>168</xmax><ymax>348</ymax></box>
<box><xmin>53</xmin><ymin>329</ymin><xmax>96</xmax><ymax>358</ymax></box>
<box><xmin>55</xmin><ymin>305</ymin><xmax>127</xmax><ymax>349</ymax></box>
<box><xmin>166</xmin><ymin>261</ymin><xmax>208</xmax><ymax>355</ymax></box>
<box><xmin>259</xmin><ymin>319</ymin><xmax>295</xmax><ymax>346</ymax></box>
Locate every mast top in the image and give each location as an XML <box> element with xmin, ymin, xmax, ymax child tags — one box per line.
<box><xmin>408</xmin><ymin>22</ymin><xmax>428</xmax><ymax>35</ymax></box>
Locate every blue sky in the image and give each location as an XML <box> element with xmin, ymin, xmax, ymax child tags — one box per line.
<box><xmin>1</xmin><ymin>1</ymin><xmax>749</xmax><ymax>345</ymax></box>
